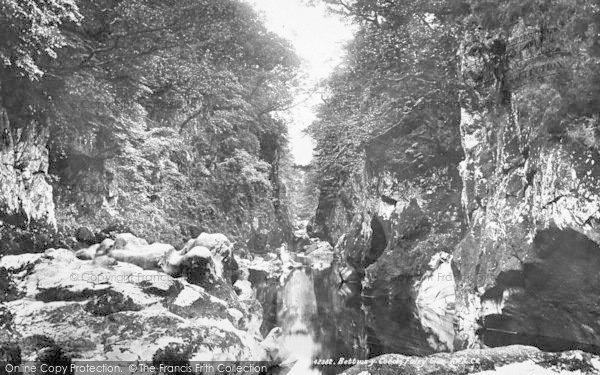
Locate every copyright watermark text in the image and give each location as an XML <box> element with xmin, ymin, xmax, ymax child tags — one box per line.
<box><xmin>69</xmin><ymin>272</ymin><xmax>170</xmax><ymax>284</ymax></box>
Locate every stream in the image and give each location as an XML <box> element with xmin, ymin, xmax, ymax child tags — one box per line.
<box><xmin>249</xmin><ymin>250</ymin><xmax>456</xmax><ymax>374</ymax></box>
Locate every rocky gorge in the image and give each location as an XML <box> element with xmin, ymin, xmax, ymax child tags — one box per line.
<box><xmin>2</xmin><ymin>0</ymin><xmax>600</xmax><ymax>374</ymax></box>
<box><xmin>306</xmin><ymin>5</ymin><xmax>600</xmax><ymax>374</ymax></box>
<box><xmin>0</xmin><ymin>233</ymin><xmax>267</xmax><ymax>363</ymax></box>
<box><xmin>4</xmin><ymin>227</ymin><xmax>600</xmax><ymax>375</ymax></box>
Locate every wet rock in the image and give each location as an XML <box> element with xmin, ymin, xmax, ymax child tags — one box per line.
<box><xmin>338</xmin><ymin>266</ymin><xmax>360</xmax><ymax>284</ymax></box>
<box><xmin>242</xmin><ymin>257</ymin><xmax>281</xmax><ymax>335</ymax></box>
<box><xmin>469</xmin><ymin>228</ymin><xmax>600</xmax><ymax>353</ymax></box>
<box><xmin>261</xmin><ymin>327</ymin><xmax>284</xmax><ymax>362</ymax></box>
<box><xmin>0</xmin><ymin>250</ymin><xmax>267</xmax><ymax>361</ymax></box>
<box><xmin>414</xmin><ymin>253</ymin><xmax>456</xmax><ymax>352</ymax></box>
<box><xmin>293</xmin><ymin>229</ymin><xmax>311</xmax><ymax>250</ymax></box>
<box><xmin>305</xmin><ymin>242</ymin><xmax>334</xmax><ymax>271</ymax></box>
<box><xmin>340</xmin><ymin>345</ymin><xmax>600</xmax><ymax>375</ymax></box>
<box><xmin>303</xmin><ymin>240</ymin><xmax>332</xmax><ymax>255</ymax></box>
<box><xmin>309</xmin><ymin>162</ymin><xmax>464</xmax><ymax>358</ymax></box>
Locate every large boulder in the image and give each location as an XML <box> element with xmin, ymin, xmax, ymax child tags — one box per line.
<box><xmin>74</xmin><ymin>239</ymin><xmax>114</xmax><ymax>261</ymax></box>
<box><xmin>0</xmin><ymin>249</ymin><xmax>267</xmax><ymax>362</ymax></box>
<box><xmin>293</xmin><ymin>229</ymin><xmax>311</xmax><ymax>250</ymax></box>
<box><xmin>74</xmin><ymin>244</ymin><xmax>100</xmax><ymax>261</ymax></box>
<box><xmin>305</xmin><ymin>241</ymin><xmax>334</xmax><ymax>271</ymax></box>
<box><xmin>182</xmin><ymin>233</ymin><xmax>238</xmax><ymax>283</ymax></box>
<box><xmin>160</xmin><ymin>246</ymin><xmax>217</xmax><ymax>287</ymax></box>
<box><xmin>108</xmin><ymin>242</ymin><xmax>174</xmax><ymax>271</ymax></box>
<box><xmin>187</xmin><ymin>233</ymin><xmax>230</xmax><ymax>251</ymax></box>
<box><xmin>113</xmin><ymin>233</ymin><xmax>149</xmax><ymax>249</ymax></box>
<box><xmin>303</xmin><ymin>240</ymin><xmax>332</xmax><ymax>255</ymax></box>
<box><xmin>81</xmin><ymin>233</ymin><xmax>174</xmax><ymax>272</ymax></box>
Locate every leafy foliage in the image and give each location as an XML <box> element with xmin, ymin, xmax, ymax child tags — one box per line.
<box><xmin>0</xmin><ymin>0</ymin><xmax>81</xmax><ymax>78</ymax></box>
<box><xmin>310</xmin><ymin>0</ymin><xmax>600</xmax><ymax>206</ymax></box>
<box><xmin>0</xmin><ymin>0</ymin><xmax>299</xmax><ymax>249</ymax></box>
<box><xmin>309</xmin><ymin>0</ymin><xmax>467</xmax><ymax>202</ymax></box>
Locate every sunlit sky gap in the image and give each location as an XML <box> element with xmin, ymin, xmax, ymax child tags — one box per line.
<box><xmin>247</xmin><ymin>0</ymin><xmax>354</xmax><ymax>165</ymax></box>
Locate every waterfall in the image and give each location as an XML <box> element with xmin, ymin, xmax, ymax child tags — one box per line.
<box><xmin>278</xmin><ymin>268</ymin><xmax>322</xmax><ymax>374</ymax></box>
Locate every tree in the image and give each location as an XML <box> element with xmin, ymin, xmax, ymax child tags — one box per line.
<box><xmin>0</xmin><ymin>0</ymin><xmax>300</xmax><ymax>250</ymax></box>
<box><xmin>0</xmin><ymin>0</ymin><xmax>81</xmax><ymax>79</ymax></box>
<box><xmin>309</xmin><ymin>0</ymin><xmax>467</xmax><ymax>205</ymax></box>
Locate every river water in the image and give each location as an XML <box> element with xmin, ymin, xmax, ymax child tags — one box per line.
<box><xmin>250</xmin><ymin>254</ymin><xmax>456</xmax><ymax>374</ymax></box>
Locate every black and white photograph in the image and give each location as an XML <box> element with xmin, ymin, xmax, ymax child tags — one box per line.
<box><xmin>1</xmin><ymin>0</ymin><xmax>600</xmax><ymax>374</ymax></box>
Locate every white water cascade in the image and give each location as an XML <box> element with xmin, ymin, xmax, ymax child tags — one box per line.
<box><xmin>278</xmin><ymin>268</ymin><xmax>322</xmax><ymax>375</ymax></box>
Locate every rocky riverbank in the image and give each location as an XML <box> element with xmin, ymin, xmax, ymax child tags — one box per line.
<box><xmin>0</xmin><ymin>232</ymin><xmax>275</xmax><ymax>366</ymax></box>
<box><xmin>340</xmin><ymin>345</ymin><xmax>600</xmax><ymax>375</ymax></box>
<box><xmin>307</xmin><ymin>23</ymin><xmax>600</xmax><ymax>356</ymax></box>
<box><xmin>0</xmin><ymin>228</ymin><xmax>344</xmax><ymax>374</ymax></box>
<box><xmin>3</xmin><ymin>230</ymin><xmax>600</xmax><ymax>375</ymax></box>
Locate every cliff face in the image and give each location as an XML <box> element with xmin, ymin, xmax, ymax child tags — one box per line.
<box><xmin>309</xmin><ymin>149</ymin><xmax>465</xmax><ymax>353</ymax></box>
<box><xmin>0</xmin><ymin>101</ymin><xmax>291</xmax><ymax>254</ymax></box>
<box><xmin>49</xmin><ymin>129</ymin><xmax>292</xmax><ymax>252</ymax></box>
<box><xmin>313</xmin><ymin>160</ymin><xmax>464</xmax><ymax>281</ymax></box>
<box><xmin>0</xmin><ymin>105</ymin><xmax>56</xmax><ymax>253</ymax></box>
<box><xmin>453</xmin><ymin>29</ymin><xmax>600</xmax><ymax>349</ymax></box>
<box><xmin>310</xmin><ymin>26</ymin><xmax>600</xmax><ymax>354</ymax></box>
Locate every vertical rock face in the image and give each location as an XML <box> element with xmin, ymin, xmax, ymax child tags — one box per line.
<box><xmin>312</xmin><ymin>25</ymin><xmax>600</xmax><ymax>356</ymax></box>
<box><xmin>311</xmin><ymin>158</ymin><xmax>464</xmax><ymax>284</ymax></box>
<box><xmin>309</xmin><ymin>151</ymin><xmax>465</xmax><ymax>354</ymax></box>
<box><xmin>454</xmin><ymin>28</ymin><xmax>600</xmax><ymax>350</ymax></box>
<box><xmin>0</xmin><ymin>106</ymin><xmax>56</xmax><ymax>229</ymax></box>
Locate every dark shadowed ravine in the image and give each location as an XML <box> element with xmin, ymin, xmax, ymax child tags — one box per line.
<box><xmin>250</xmin><ymin>247</ymin><xmax>457</xmax><ymax>374</ymax></box>
<box><xmin>2</xmin><ymin>1</ymin><xmax>600</xmax><ymax>375</ymax></box>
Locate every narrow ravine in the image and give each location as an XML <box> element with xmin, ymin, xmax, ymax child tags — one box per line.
<box><xmin>243</xmin><ymin>218</ymin><xmax>459</xmax><ymax>374</ymax></box>
<box><xmin>2</xmin><ymin>1</ymin><xmax>600</xmax><ymax>375</ymax></box>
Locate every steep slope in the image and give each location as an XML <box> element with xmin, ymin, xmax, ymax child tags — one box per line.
<box><xmin>0</xmin><ymin>0</ymin><xmax>297</xmax><ymax>254</ymax></box>
<box><xmin>309</xmin><ymin>0</ymin><xmax>600</xmax><ymax>354</ymax></box>
<box><xmin>454</xmin><ymin>22</ymin><xmax>600</xmax><ymax>349</ymax></box>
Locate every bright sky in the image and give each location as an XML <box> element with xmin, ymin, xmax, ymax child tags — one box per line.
<box><xmin>247</xmin><ymin>0</ymin><xmax>354</xmax><ymax>165</ymax></box>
